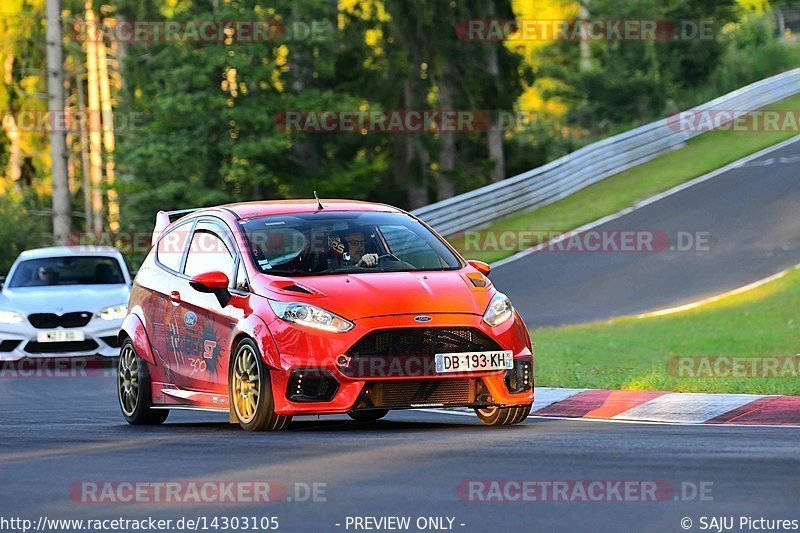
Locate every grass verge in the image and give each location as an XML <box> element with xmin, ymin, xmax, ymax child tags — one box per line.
<box><xmin>533</xmin><ymin>267</ymin><xmax>800</xmax><ymax>395</ymax></box>
<box><xmin>450</xmin><ymin>93</ymin><xmax>800</xmax><ymax>263</ymax></box>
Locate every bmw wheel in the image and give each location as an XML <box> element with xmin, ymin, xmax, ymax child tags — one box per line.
<box><xmin>118</xmin><ymin>339</ymin><xmax>169</xmax><ymax>425</ymax></box>
<box><xmin>229</xmin><ymin>338</ymin><xmax>291</xmax><ymax>432</ymax></box>
<box><xmin>475</xmin><ymin>404</ymin><xmax>531</xmax><ymax>426</ymax></box>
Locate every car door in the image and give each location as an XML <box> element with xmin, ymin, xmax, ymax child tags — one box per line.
<box><xmin>144</xmin><ymin>219</ymin><xmax>195</xmax><ymax>379</ymax></box>
<box><xmin>168</xmin><ymin>219</ymin><xmax>240</xmax><ymax>393</ymax></box>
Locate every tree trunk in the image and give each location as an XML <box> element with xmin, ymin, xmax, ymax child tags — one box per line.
<box><xmin>484</xmin><ymin>1</ymin><xmax>505</xmax><ymax>183</ymax></box>
<box><xmin>76</xmin><ymin>75</ymin><xmax>92</xmax><ymax>227</ymax></box>
<box><xmin>84</xmin><ymin>1</ymin><xmax>104</xmax><ymax>233</ymax></box>
<box><xmin>46</xmin><ymin>0</ymin><xmax>72</xmax><ymax>244</ymax></box>
<box><xmin>579</xmin><ymin>2</ymin><xmax>591</xmax><ymax>70</ymax></box>
<box><xmin>97</xmin><ymin>35</ymin><xmax>119</xmax><ymax>232</ymax></box>
<box><xmin>2</xmin><ymin>114</ymin><xmax>22</xmax><ymax>194</ymax></box>
<box><xmin>435</xmin><ymin>76</ymin><xmax>456</xmax><ymax>200</ymax></box>
<box><xmin>402</xmin><ymin>80</ymin><xmax>428</xmax><ymax>208</ymax></box>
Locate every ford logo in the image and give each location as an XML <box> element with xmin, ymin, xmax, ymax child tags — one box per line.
<box><xmin>184</xmin><ymin>311</ymin><xmax>198</xmax><ymax>327</ymax></box>
<box><xmin>414</xmin><ymin>316</ymin><xmax>432</xmax><ymax>323</ymax></box>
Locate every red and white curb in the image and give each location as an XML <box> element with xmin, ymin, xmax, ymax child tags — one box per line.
<box><xmin>435</xmin><ymin>387</ymin><xmax>800</xmax><ymax>427</ymax></box>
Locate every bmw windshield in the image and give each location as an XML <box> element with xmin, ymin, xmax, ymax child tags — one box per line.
<box><xmin>7</xmin><ymin>256</ymin><xmax>125</xmax><ymax>287</ymax></box>
<box><xmin>241</xmin><ymin>211</ymin><xmax>462</xmax><ymax>276</ymax></box>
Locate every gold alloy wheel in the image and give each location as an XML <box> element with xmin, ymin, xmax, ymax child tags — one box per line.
<box><xmin>232</xmin><ymin>344</ymin><xmax>260</xmax><ymax>423</ymax></box>
<box><xmin>477</xmin><ymin>406</ymin><xmax>498</xmax><ymax>418</ymax></box>
<box><xmin>118</xmin><ymin>344</ymin><xmax>140</xmax><ymax>416</ymax></box>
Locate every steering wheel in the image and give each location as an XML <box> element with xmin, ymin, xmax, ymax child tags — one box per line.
<box><xmin>377</xmin><ymin>253</ymin><xmax>414</xmax><ymax>269</ymax></box>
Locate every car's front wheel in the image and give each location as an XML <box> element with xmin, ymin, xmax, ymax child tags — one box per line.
<box><xmin>474</xmin><ymin>404</ymin><xmax>531</xmax><ymax>426</ymax></box>
<box><xmin>229</xmin><ymin>338</ymin><xmax>291</xmax><ymax>432</ymax></box>
<box><xmin>117</xmin><ymin>339</ymin><xmax>169</xmax><ymax>425</ymax></box>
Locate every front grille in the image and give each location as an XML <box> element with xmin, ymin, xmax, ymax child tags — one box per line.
<box><xmin>0</xmin><ymin>340</ymin><xmax>21</xmax><ymax>352</ymax></box>
<box><xmin>343</xmin><ymin>327</ymin><xmax>502</xmax><ymax>378</ymax></box>
<box><xmin>369</xmin><ymin>379</ymin><xmax>474</xmax><ymax>408</ymax></box>
<box><xmin>23</xmin><ymin>340</ymin><xmax>99</xmax><ymax>354</ymax></box>
<box><xmin>28</xmin><ymin>312</ymin><xmax>92</xmax><ymax>329</ymax></box>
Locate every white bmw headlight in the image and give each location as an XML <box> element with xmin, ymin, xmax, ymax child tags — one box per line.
<box><xmin>0</xmin><ymin>309</ymin><xmax>24</xmax><ymax>324</ymax></box>
<box><xmin>483</xmin><ymin>293</ymin><xmax>514</xmax><ymax>327</ymax></box>
<box><xmin>98</xmin><ymin>304</ymin><xmax>128</xmax><ymax>321</ymax></box>
<box><xmin>268</xmin><ymin>300</ymin><xmax>354</xmax><ymax>333</ymax></box>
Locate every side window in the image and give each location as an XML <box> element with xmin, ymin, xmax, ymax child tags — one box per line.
<box><xmin>184</xmin><ymin>228</ymin><xmax>234</xmax><ymax>279</ymax></box>
<box><xmin>234</xmin><ymin>260</ymin><xmax>249</xmax><ymax>292</ymax></box>
<box><xmin>157</xmin><ymin>221</ymin><xmax>192</xmax><ymax>272</ymax></box>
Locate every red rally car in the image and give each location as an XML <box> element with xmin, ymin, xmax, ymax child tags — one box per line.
<box><xmin>117</xmin><ymin>200</ymin><xmax>534</xmax><ymax>431</ymax></box>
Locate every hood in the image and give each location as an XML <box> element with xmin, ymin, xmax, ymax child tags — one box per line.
<box><xmin>252</xmin><ymin>270</ymin><xmax>493</xmax><ymax>320</ymax></box>
<box><xmin>0</xmin><ymin>284</ymin><xmax>130</xmax><ymax>314</ymax></box>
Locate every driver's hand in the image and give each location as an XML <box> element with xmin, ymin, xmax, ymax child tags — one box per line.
<box><xmin>358</xmin><ymin>253</ymin><xmax>379</xmax><ymax>267</ymax></box>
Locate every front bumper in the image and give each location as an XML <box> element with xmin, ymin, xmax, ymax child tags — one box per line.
<box><xmin>0</xmin><ymin>318</ymin><xmax>123</xmax><ymax>361</ymax></box>
<box><xmin>266</xmin><ymin>312</ymin><xmax>534</xmax><ymax>416</ymax></box>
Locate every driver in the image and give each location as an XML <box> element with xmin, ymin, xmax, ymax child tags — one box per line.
<box><xmin>37</xmin><ymin>266</ymin><xmax>59</xmax><ymax>284</ymax></box>
<box><xmin>343</xmin><ymin>230</ymin><xmax>379</xmax><ymax>267</ymax></box>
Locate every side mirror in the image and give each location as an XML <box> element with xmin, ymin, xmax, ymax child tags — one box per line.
<box><xmin>190</xmin><ymin>271</ymin><xmax>230</xmax><ymax>293</ymax></box>
<box><xmin>467</xmin><ymin>260</ymin><xmax>491</xmax><ymax>277</ymax></box>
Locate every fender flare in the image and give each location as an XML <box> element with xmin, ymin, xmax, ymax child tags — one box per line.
<box><xmin>230</xmin><ymin>314</ymin><xmax>281</xmax><ymax>370</ymax></box>
<box><xmin>119</xmin><ymin>312</ymin><xmax>157</xmax><ymax>366</ymax></box>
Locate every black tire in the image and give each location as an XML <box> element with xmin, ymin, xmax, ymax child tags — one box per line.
<box><xmin>348</xmin><ymin>409</ymin><xmax>389</xmax><ymax>422</ymax></box>
<box><xmin>117</xmin><ymin>339</ymin><xmax>169</xmax><ymax>425</ymax></box>
<box><xmin>229</xmin><ymin>338</ymin><xmax>291</xmax><ymax>432</ymax></box>
<box><xmin>474</xmin><ymin>404</ymin><xmax>531</xmax><ymax>426</ymax></box>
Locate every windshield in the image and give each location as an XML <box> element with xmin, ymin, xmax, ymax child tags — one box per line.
<box><xmin>8</xmin><ymin>256</ymin><xmax>126</xmax><ymax>287</ymax></box>
<box><xmin>241</xmin><ymin>211</ymin><xmax>462</xmax><ymax>276</ymax></box>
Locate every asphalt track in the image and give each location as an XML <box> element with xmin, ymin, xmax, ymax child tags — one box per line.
<box><xmin>5</xmin><ymin>140</ymin><xmax>800</xmax><ymax>533</ymax></box>
<box><xmin>1</xmin><ymin>373</ymin><xmax>799</xmax><ymax>533</ymax></box>
<box><xmin>493</xmin><ymin>136</ymin><xmax>800</xmax><ymax>327</ymax></box>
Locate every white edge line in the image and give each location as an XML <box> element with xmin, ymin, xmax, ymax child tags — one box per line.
<box><xmin>491</xmin><ymin>134</ymin><xmax>800</xmax><ymax>270</ymax></box>
<box><xmin>422</xmin><ymin>409</ymin><xmax>800</xmax><ymax>429</ymax></box>
<box><xmin>636</xmin><ymin>268</ymin><xmax>793</xmax><ymax>318</ymax></box>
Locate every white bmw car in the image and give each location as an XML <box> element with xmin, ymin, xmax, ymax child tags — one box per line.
<box><xmin>0</xmin><ymin>246</ymin><xmax>131</xmax><ymax>361</ymax></box>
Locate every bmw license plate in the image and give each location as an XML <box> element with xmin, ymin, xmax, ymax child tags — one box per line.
<box><xmin>435</xmin><ymin>350</ymin><xmax>514</xmax><ymax>373</ymax></box>
<box><xmin>36</xmin><ymin>330</ymin><xmax>85</xmax><ymax>343</ymax></box>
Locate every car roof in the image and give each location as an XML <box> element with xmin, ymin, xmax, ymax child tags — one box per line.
<box><xmin>218</xmin><ymin>199</ymin><xmax>406</xmax><ymax>220</ymax></box>
<box><xmin>15</xmin><ymin>246</ymin><xmax>123</xmax><ymax>261</ymax></box>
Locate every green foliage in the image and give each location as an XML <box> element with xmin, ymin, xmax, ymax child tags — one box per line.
<box><xmin>0</xmin><ymin>196</ymin><xmax>49</xmax><ymax>274</ymax></box>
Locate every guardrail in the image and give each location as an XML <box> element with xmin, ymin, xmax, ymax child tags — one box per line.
<box><xmin>412</xmin><ymin>68</ymin><xmax>800</xmax><ymax>236</ymax></box>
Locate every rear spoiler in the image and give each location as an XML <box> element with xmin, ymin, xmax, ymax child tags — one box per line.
<box><xmin>152</xmin><ymin>209</ymin><xmax>199</xmax><ymax>246</ymax></box>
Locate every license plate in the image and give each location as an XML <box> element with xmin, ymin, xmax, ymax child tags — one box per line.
<box><xmin>36</xmin><ymin>330</ymin><xmax>85</xmax><ymax>343</ymax></box>
<box><xmin>434</xmin><ymin>350</ymin><xmax>514</xmax><ymax>373</ymax></box>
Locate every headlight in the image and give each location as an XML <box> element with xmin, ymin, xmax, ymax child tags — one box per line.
<box><xmin>268</xmin><ymin>300</ymin><xmax>354</xmax><ymax>333</ymax></box>
<box><xmin>483</xmin><ymin>293</ymin><xmax>513</xmax><ymax>327</ymax></box>
<box><xmin>0</xmin><ymin>309</ymin><xmax>24</xmax><ymax>324</ymax></box>
<box><xmin>98</xmin><ymin>304</ymin><xmax>128</xmax><ymax>321</ymax></box>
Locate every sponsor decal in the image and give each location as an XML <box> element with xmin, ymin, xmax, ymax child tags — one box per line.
<box><xmin>184</xmin><ymin>311</ymin><xmax>197</xmax><ymax>327</ymax></box>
